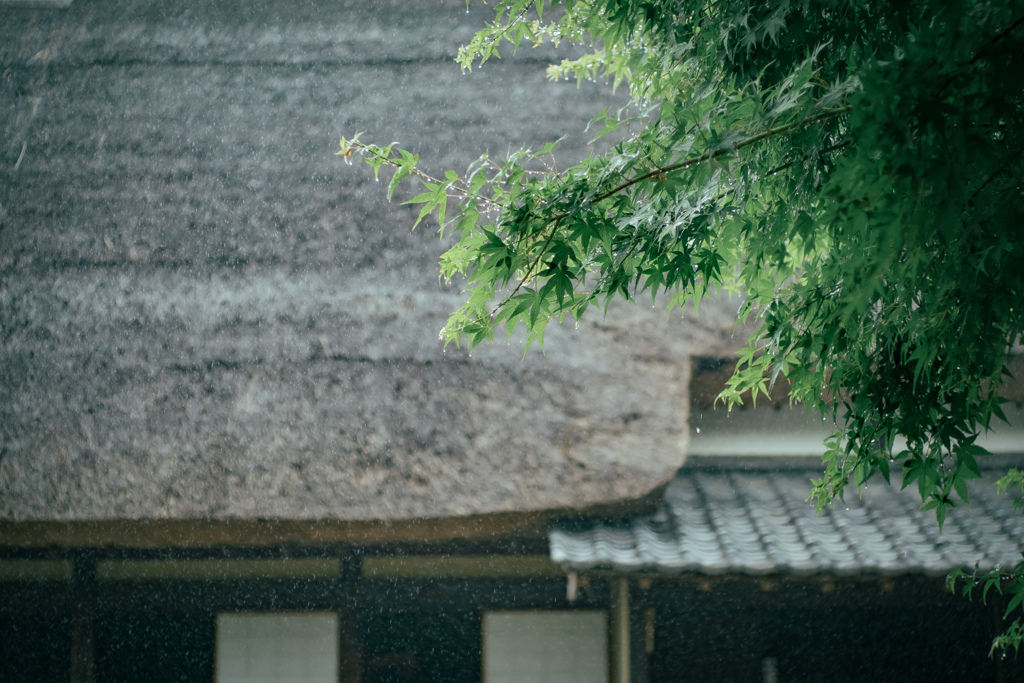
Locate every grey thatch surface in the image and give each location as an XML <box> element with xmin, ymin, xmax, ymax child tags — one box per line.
<box><xmin>0</xmin><ymin>0</ymin><xmax>743</xmax><ymax>522</ymax></box>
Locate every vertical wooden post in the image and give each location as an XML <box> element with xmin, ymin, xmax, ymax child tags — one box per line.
<box><xmin>628</xmin><ymin>597</ymin><xmax>650</xmax><ymax>683</ymax></box>
<box><xmin>69</xmin><ymin>554</ymin><xmax>95</xmax><ymax>683</ymax></box>
<box><xmin>69</xmin><ymin>603</ymin><xmax>94</xmax><ymax>683</ymax></box>
<box><xmin>339</xmin><ymin>551</ymin><xmax>364</xmax><ymax>683</ymax></box>
<box><xmin>610</xmin><ymin>577</ymin><xmax>630</xmax><ymax>683</ymax></box>
<box><xmin>338</xmin><ymin>608</ymin><xmax>363</xmax><ymax>683</ymax></box>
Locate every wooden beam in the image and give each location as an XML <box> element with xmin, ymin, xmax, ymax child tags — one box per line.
<box><xmin>0</xmin><ymin>558</ymin><xmax>73</xmax><ymax>581</ymax></box>
<box><xmin>690</xmin><ymin>354</ymin><xmax>1024</xmax><ymax>407</ymax></box>
<box><xmin>0</xmin><ymin>491</ymin><xmax>664</xmax><ymax>549</ymax></box>
<box><xmin>95</xmin><ymin>557</ymin><xmax>341</xmax><ymax>581</ymax></box>
<box><xmin>361</xmin><ymin>555</ymin><xmax>563</xmax><ymax>579</ymax></box>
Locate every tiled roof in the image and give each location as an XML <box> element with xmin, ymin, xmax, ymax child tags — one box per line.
<box><xmin>550</xmin><ymin>459</ymin><xmax>1024</xmax><ymax>576</ymax></box>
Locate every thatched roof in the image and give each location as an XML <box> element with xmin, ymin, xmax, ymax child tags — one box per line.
<box><xmin>0</xmin><ymin>0</ymin><xmax>744</xmax><ymax>524</ymax></box>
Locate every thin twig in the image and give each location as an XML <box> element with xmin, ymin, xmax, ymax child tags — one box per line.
<box><xmin>970</xmin><ymin>14</ymin><xmax>1024</xmax><ymax>65</ymax></box>
<box><xmin>936</xmin><ymin>14</ymin><xmax>1024</xmax><ymax>98</ymax></box>
<box><xmin>589</xmin><ymin>106</ymin><xmax>851</xmax><ymax>206</ymax></box>
<box><xmin>465</xmin><ymin>107</ymin><xmax>853</xmax><ymax>332</ymax></box>
<box><xmin>501</xmin><ymin>216</ymin><xmax>564</xmax><ymax>305</ymax></box>
<box><xmin>356</xmin><ymin>143</ymin><xmax>507</xmax><ymax>211</ymax></box>
<box><xmin>712</xmin><ymin>139</ymin><xmax>851</xmax><ymax>203</ymax></box>
<box><xmin>970</xmin><ymin>143</ymin><xmax>1024</xmax><ymax>202</ymax></box>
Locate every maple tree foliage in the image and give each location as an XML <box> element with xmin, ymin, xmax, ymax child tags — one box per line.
<box><xmin>341</xmin><ymin>0</ymin><xmax>1024</xmax><ymax>652</ymax></box>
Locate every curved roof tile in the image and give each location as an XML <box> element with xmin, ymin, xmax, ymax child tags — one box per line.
<box><xmin>551</xmin><ymin>459</ymin><xmax>1024</xmax><ymax>576</ymax></box>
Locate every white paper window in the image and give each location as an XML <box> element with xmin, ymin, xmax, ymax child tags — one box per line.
<box><xmin>483</xmin><ymin>611</ymin><xmax>608</xmax><ymax>683</ymax></box>
<box><xmin>216</xmin><ymin>612</ymin><xmax>338</xmax><ymax>683</ymax></box>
